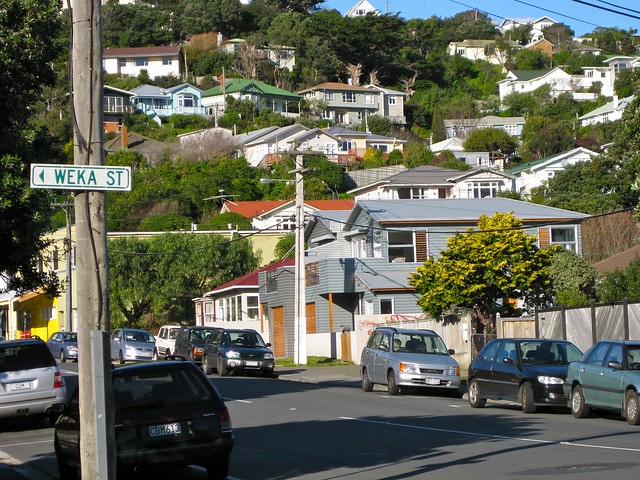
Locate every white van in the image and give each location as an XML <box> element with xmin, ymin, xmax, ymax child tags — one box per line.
<box><xmin>153</xmin><ymin>325</ymin><xmax>182</xmax><ymax>360</ymax></box>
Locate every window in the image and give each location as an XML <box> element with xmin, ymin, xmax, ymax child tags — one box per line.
<box><xmin>550</xmin><ymin>226</ymin><xmax>577</xmax><ymax>251</ymax></box>
<box><xmin>380</xmin><ymin>298</ymin><xmax>394</xmax><ymax>315</ymax></box>
<box><xmin>372</xmin><ymin>144</ymin><xmax>388</xmax><ymax>152</ymax></box>
<box><xmin>365</xmin><ymin>94</ymin><xmax>375</xmax><ymax>104</ymax></box>
<box><xmin>388</xmin><ymin>230</ymin><xmax>415</xmax><ymax>262</ymax></box>
<box><xmin>341</xmin><ymin>140</ymin><xmax>354</xmax><ymax>152</ymax></box>
<box><xmin>178</xmin><ymin>94</ymin><xmax>195</xmax><ymax>107</ymax></box>
<box><xmin>470</xmin><ymin>181</ymin><xmax>499</xmax><ymax>198</ymax></box>
<box><xmin>119</xmin><ymin>59</ymin><xmax>127</xmax><ymax>67</ymax></box>
<box><xmin>203</xmin><ymin>302</ymin><xmax>214</xmax><ymax>323</ymax></box>
<box><xmin>586</xmin><ymin>70</ymin><xmax>593</xmax><ymax>78</ymax></box>
<box><xmin>343</xmin><ymin>92</ymin><xmax>356</xmax><ymax>103</ymax></box>
<box><xmin>504</xmin><ymin>125</ymin><xmax>517</xmax><ymax>135</ymax></box>
<box><xmin>352</xmin><ymin>235</ymin><xmax>367</xmax><ymax>258</ymax></box>
<box><xmin>104</xmin><ymin>96</ymin><xmax>124</xmax><ymax>112</ymax></box>
<box><xmin>162</xmin><ymin>58</ymin><xmax>173</xmax><ymax>65</ymax></box>
<box><xmin>246</xmin><ymin>295</ymin><xmax>259</xmax><ymax>320</ymax></box>
<box><xmin>388</xmin><ymin>95</ymin><xmax>396</xmax><ymax>105</ymax></box>
<box><xmin>274</xmin><ymin>215</ymin><xmax>295</xmax><ymax>230</ymax></box>
<box><xmin>601</xmin><ymin>72</ymin><xmax>607</xmax><ymax>78</ymax></box>
<box><xmin>323</xmin><ymin>92</ymin><xmax>335</xmax><ymax>102</ymax></box>
<box><xmin>134</xmin><ymin>58</ymin><xmax>149</xmax><ymax>67</ymax></box>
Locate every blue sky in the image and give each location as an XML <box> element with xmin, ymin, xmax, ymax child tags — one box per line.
<box><xmin>321</xmin><ymin>0</ymin><xmax>640</xmax><ymax>36</ymax></box>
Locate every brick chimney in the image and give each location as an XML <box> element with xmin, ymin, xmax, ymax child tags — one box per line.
<box><xmin>121</xmin><ymin>125</ymin><xmax>128</xmax><ymax>149</ymax></box>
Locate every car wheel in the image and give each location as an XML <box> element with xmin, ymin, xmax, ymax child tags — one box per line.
<box><xmin>468</xmin><ymin>378</ymin><xmax>486</xmax><ymax>408</ymax></box>
<box><xmin>165</xmin><ymin>349</ymin><xmax>171</xmax><ymax>359</ymax></box>
<box><xmin>152</xmin><ymin>349</ymin><xmax>159</xmax><ymax>361</ymax></box>
<box><xmin>205</xmin><ymin>458</ymin><xmax>230</xmax><ymax>480</ymax></box>
<box><xmin>55</xmin><ymin>436</ymin><xmax>79</xmax><ymax>480</ymax></box>
<box><xmin>362</xmin><ymin>368</ymin><xmax>374</xmax><ymax>392</ymax></box>
<box><xmin>202</xmin><ymin>356</ymin><xmax>213</xmax><ymax>375</ymax></box>
<box><xmin>571</xmin><ymin>385</ymin><xmax>590</xmax><ymax>418</ymax></box>
<box><xmin>118</xmin><ymin>350</ymin><xmax>125</xmax><ymax>365</ymax></box>
<box><xmin>60</xmin><ymin>349</ymin><xmax>66</xmax><ymax>363</ymax></box>
<box><xmin>520</xmin><ymin>382</ymin><xmax>536</xmax><ymax>414</ymax></box>
<box><xmin>387</xmin><ymin>371</ymin><xmax>400</xmax><ymax>395</ymax></box>
<box><xmin>625</xmin><ymin>390</ymin><xmax>640</xmax><ymax>425</ymax></box>
<box><xmin>217</xmin><ymin>357</ymin><xmax>228</xmax><ymax>377</ymax></box>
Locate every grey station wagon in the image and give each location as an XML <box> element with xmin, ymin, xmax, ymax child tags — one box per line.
<box><xmin>360</xmin><ymin>327</ymin><xmax>461</xmax><ymax>395</ymax></box>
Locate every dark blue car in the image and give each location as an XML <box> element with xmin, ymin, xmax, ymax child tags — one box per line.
<box><xmin>468</xmin><ymin>338</ymin><xmax>583</xmax><ymax>413</ymax></box>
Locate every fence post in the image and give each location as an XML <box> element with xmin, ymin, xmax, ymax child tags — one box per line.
<box><xmin>591</xmin><ymin>302</ymin><xmax>597</xmax><ymax>344</ymax></box>
<box><xmin>623</xmin><ymin>299</ymin><xmax>629</xmax><ymax>340</ymax></box>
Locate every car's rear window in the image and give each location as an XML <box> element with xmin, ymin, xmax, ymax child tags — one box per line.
<box><xmin>112</xmin><ymin>367</ymin><xmax>220</xmax><ymax>412</ymax></box>
<box><xmin>0</xmin><ymin>343</ymin><xmax>55</xmax><ymax>372</ymax></box>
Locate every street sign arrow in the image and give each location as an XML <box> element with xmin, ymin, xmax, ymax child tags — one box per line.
<box><xmin>30</xmin><ymin>164</ymin><xmax>132</xmax><ymax>191</ymax></box>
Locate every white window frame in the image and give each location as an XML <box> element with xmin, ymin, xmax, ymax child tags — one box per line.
<box><xmin>379</xmin><ymin>298</ymin><xmax>395</xmax><ymax>315</ymax></box>
<box><xmin>550</xmin><ymin>226</ymin><xmax>578</xmax><ymax>252</ymax></box>
<box><xmin>388</xmin><ymin>95</ymin><xmax>397</xmax><ymax>105</ymax></box>
<box><xmin>343</xmin><ymin>92</ymin><xmax>356</xmax><ymax>103</ymax></box>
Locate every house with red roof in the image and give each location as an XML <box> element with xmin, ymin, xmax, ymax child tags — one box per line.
<box><xmin>221</xmin><ymin>199</ymin><xmax>355</xmax><ymax>231</ymax></box>
<box><xmin>193</xmin><ymin>259</ymin><xmax>294</xmax><ymax>342</ymax></box>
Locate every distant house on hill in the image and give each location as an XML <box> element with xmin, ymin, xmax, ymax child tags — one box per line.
<box><xmin>345</xmin><ymin>0</ymin><xmax>379</xmax><ymax>16</ymax></box>
<box><xmin>498</xmin><ymin>68</ymin><xmax>575</xmax><ymax>103</ymax></box>
<box><xmin>130</xmin><ymin>83</ymin><xmax>206</xmax><ymax>124</ymax></box>
<box><xmin>447</xmin><ymin>39</ymin><xmax>521</xmax><ymax>66</ymax></box>
<box><xmin>443</xmin><ymin>115</ymin><xmax>525</xmax><ymax>139</ymax></box>
<box><xmin>200</xmin><ymin>78</ymin><xmax>301</xmax><ymax>120</ymax></box>
<box><xmin>508</xmin><ymin>147</ymin><xmax>599</xmax><ymax>196</ymax></box>
<box><xmin>578</xmin><ymin>95</ymin><xmax>635</xmax><ymax>126</ymax></box>
<box><xmin>102</xmin><ymin>46</ymin><xmax>181</xmax><ymax>79</ymax></box>
<box><xmin>498</xmin><ymin>16</ymin><xmax>557</xmax><ymax>44</ymax></box>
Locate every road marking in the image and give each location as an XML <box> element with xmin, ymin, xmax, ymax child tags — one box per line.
<box><xmin>339</xmin><ymin>417</ymin><xmax>640</xmax><ymax>452</ymax></box>
<box><xmin>0</xmin><ymin>440</ymin><xmax>52</xmax><ymax>448</ymax></box>
<box><xmin>0</xmin><ymin>450</ymin><xmax>52</xmax><ymax>480</ymax></box>
<box><xmin>224</xmin><ymin>397</ymin><xmax>252</xmax><ymax>403</ymax></box>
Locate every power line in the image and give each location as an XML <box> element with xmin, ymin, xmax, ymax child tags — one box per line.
<box><xmin>570</xmin><ymin>0</ymin><xmax>640</xmax><ymax>20</ymax></box>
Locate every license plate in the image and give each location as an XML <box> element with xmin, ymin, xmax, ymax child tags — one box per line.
<box><xmin>425</xmin><ymin>378</ymin><xmax>440</xmax><ymax>385</ymax></box>
<box><xmin>9</xmin><ymin>382</ymin><xmax>31</xmax><ymax>391</ymax></box>
<box><xmin>149</xmin><ymin>423</ymin><xmax>181</xmax><ymax>437</ymax></box>
<box><xmin>245</xmin><ymin>361</ymin><xmax>258</xmax><ymax>367</ymax></box>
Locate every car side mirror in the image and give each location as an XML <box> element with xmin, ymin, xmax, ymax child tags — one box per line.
<box><xmin>448</xmin><ymin>348</ymin><xmax>455</xmax><ymax>355</ymax></box>
<box><xmin>503</xmin><ymin>357</ymin><xmax>515</xmax><ymax>365</ymax></box>
<box><xmin>266</xmin><ymin>343</ymin><xmax>272</xmax><ymax>347</ymax></box>
<box><xmin>608</xmin><ymin>360</ymin><xmax>623</xmax><ymax>370</ymax></box>
<box><xmin>379</xmin><ymin>343</ymin><xmax>389</xmax><ymax>351</ymax></box>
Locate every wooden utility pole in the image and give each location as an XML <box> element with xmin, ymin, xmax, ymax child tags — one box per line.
<box><xmin>69</xmin><ymin>0</ymin><xmax>115</xmax><ymax>477</ymax></box>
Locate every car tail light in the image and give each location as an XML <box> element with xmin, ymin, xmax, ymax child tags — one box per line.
<box><xmin>218</xmin><ymin>406</ymin><xmax>232</xmax><ymax>432</ymax></box>
<box><xmin>54</xmin><ymin>371</ymin><xmax>65</xmax><ymax>389</ymax></box>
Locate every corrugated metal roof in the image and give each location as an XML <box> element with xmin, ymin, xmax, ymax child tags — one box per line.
<box><xmin>103</xmin><ymin>46</ymin><xmax>181</xmax><ymax>57</ymax></box>
<box><xmin>201</xmin><ymin>78</ymin><xmax>300</xmax><ymax>99</ymax></box>
<box><xmin>347</xmin><ymin>198</ymin><xmax>588</xmax><ymax>227</ymax></box>
<box><xmin>356</xmin><ymin>269</ymin><xmax>416</xmax><ymax>291</ymax></box>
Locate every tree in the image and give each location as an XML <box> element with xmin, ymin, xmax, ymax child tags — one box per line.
<box><xmin>597</xmin><ymin>258</ymin><xmax>640</xmax><ymax>303</ymax></box>
<box><xmin>109</xmin><ymin>233</ymin><xmax>260</xmax><ymax>329</ymax></box>
<box><xmin>0</xmin><ymin>0</ymin><xmax>64</xmax><ymax>294</ymax></box>
<box><xmin>548</xmin><ymin>249</ymin><xmax>597</xmax><ymax>306</ymax></box>
<box><xmin>409</xmin><ymin>212</ymin><xmax>558</xmax><ymax>334</ymax></box>
<box><xmin>463</xmin><ymin>128</ymin><xmax>518</xmax><ymax>158</ymax></box>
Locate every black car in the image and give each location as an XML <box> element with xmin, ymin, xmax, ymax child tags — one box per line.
<box><xmin>173</xmin><ymin>326</ymin><xmax>218</xmax><ymax>364</ymax></box>
<box><xmin>468</xmin><ymin>338</ymin><xmax>583</xmax><ymax>413</ymax></box>
<box><xmin>202</xmin><ymin>329</ymin><xmax>275</xmax><ymax>377</ymax></box>
<box><xmin>54</xmin><ymin>360</ymin><xmax>234</xmax><ymax>479</ymax></box>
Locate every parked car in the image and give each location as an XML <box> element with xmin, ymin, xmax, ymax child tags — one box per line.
<box><xmin>54</xmin><ymin>360</ymin><xmax>234</xmax><ymax>479</ymax></box>
<box><xmin>153</xmin><ymin>325</ymin><xmax>182</xmax><ymax>360</ymax></box>
<box><xmin>46</xmin><ymin>331</ymin><xmax>78</xmax><ymax>363</ymax></box>
<box><xmin>202</xmin><ymin>328</ymin><xmax>275</xmax><ymax>377</ymax></box>
<box><xmin>174</xmin><ymin>326</ymin><xmax>217</xmax><ymax>364</ymax></box>
<box><xmin>468</xmin><ymin>338</ymin><xmax>583</xmax><ymax>413</ymax></box>
<box><xmin>360</xmin><ymin>327</ymin><xmax>461</xmax><ymax>396</ymax></box>
<box><xmin>110</xmin><ymin>328</ymin><xmax>155</xmax><ymax>364</ymax></box>
<box><xmin>564</xmin><ymin>340</ymin><xmax>640</xmax><ymax>425</ymax></box>
<box><xmin>0</xmin><ymin>338</ymin><xmax>67</xmax><ymax>425</ymax></box>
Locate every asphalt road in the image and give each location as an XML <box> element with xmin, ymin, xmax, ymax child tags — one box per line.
<box><xmin>2</xmin><ymin>363</ymin><xmax>640</xmax><ymax>480</ymax></box>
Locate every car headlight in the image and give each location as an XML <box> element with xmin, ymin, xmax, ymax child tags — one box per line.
<box><xmin>67</xmin><ymin>345</ymin><xmax>78</xmax><ymax>352</ymax></box>
<box><xmin>263</xmin><ymin>353</ymin><xmax>274</xmax><ymax>360</ymax></box>
<box><xmin>225</xmin><ymin>350</ymin><xmax>240</xmax><ymax>359</ymax></box>
<box><xmin>538</xmin><ymin>376</ymin><xmax>563</xmax><ymax>385</ymax></box>
<box><xmin>399</xmin><ymin>362</ymin><xmax>420</xmax><ymax>374</ymax></box>
<box><xmin>448</xmin><ymin>366</ymin><xmax>460</xmax><ymax>376</ymax></box>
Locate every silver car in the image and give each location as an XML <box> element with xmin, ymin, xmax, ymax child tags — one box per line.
<box><xmin>46</xmin><ymin>331</ymin><xmax>78</xmax><ymax>363</ymax></box>
<box><xmin>0</xmin><ymin>338</ymin><xmax>67</xmax><ymax>424</ymax></box>
<box><xmin>110</xmin><ymin>328</ymin><xmax>155</xmax><ymax>364</ymax></box>
<box><xmin>360</xmin><ymin>327</ymin><xmax>461</xmax><ymax>396</ymax></box>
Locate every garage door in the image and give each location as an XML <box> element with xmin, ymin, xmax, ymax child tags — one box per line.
<box><xmin>272</xmin><ymin>306</ymin><xmax>286</xmax><ymax>357</ymax></box>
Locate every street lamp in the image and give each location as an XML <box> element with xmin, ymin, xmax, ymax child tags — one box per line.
<box><xmin>260</xmin><ymin>154</ymin><xmax>307</xmax><ymax>365</ymax></box>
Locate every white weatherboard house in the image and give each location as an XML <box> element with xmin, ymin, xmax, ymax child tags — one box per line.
<box><xmin>103</xmin><ymin>46</ymin><xmax>181</xmax><ymax>80</ymax></box>
<box><xmin>508</xmin><ymin>147</ymin><xmax>599</xmax><ymax>196</ymax></box>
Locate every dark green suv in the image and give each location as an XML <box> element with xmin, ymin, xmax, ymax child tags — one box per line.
<box><xmin>202</xmin><ymin>329</ymin><xmax>275</xmax><ymax>377</ymax></box>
